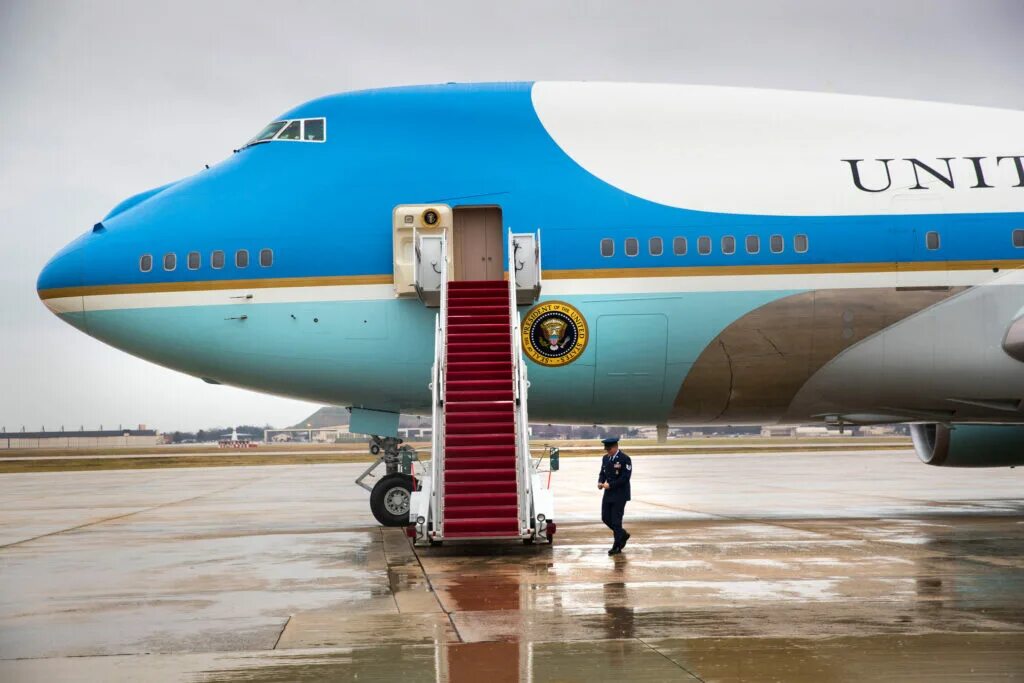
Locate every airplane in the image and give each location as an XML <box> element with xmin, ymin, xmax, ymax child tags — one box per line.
<box><xmin>217</xmin><ymin>427</ymin><xmax>256</xmax><ymax>448</ymax></box>
<box><xmin>36</xmin><ymin>82</ymin><xmax>1024</xmax><ymax>541</ymax></box>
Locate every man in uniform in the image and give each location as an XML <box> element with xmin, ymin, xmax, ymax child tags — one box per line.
<box><xmin>597</xmin><ymin>436</ymin><xmax>632</xmax><ymax>555</ymax></box>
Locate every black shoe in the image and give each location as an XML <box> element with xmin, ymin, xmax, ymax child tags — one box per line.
<box><xmin>608</xmin><ymin>546</ymin><xmax>621</xmax><ymax>556</ymax></box>
<box><xmin>620</xmin><ymin>531</ymin><xmax>631</xmax><ymax>549</ymax></box>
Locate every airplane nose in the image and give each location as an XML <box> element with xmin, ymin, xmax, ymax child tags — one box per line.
<box><xmin>37</xmin><ymin>237</ymin><xmax>86</xmax><ymax>316</ymax></box>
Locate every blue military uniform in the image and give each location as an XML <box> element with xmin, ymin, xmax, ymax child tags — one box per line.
<box><xmin>598</xmin><ymin>437</ymin><xmax>632</xmax><ymax>554</ymax></box>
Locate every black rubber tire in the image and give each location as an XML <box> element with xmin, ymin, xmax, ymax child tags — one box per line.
<box><xmin>369</xmin><ymin>443</ymin><xmax>381</xmax><ymax>455</ymax></box>
<box><xmin>370</xmin><ymin>473</ymin><xmax>415</xmax><ymax>527</ymax></box>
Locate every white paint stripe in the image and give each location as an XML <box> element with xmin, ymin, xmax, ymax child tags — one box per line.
<box><xmin>52</xmin><ymin>269</ymin><xmax>1017</xmax><ymax>313</ymax></box>
<box><xmin>63</xmin><ymin>284</ymin><xmax>397</xmax><ymax>312</ymax></box>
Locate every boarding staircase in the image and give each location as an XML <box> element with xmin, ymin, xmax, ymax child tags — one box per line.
<box><xmin>409</xmin><ymin>230</ymin><xmax>552</xmax><ymax>544</ymax></box>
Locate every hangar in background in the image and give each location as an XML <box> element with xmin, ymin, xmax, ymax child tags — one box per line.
<box><xmin>0</xmin><ymin>427</ymin><xmax>159</xmax><ymax>449</ymax></box>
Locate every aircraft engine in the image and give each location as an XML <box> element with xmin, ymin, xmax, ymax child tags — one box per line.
<box><xmin>910</xmin><ymin>423</ymin><xmax>1024</xmax><ymax>467</ymax></box>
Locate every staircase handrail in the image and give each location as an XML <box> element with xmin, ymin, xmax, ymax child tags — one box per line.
<box><xmin>428</xmin><ymin>235</ymin><xmax>448</xmax><ymax>536</ymax></box>
<box><xmin>508</xmin><ymin>230</ymin><xmax>533</xmax><ymax>535</ymax></box>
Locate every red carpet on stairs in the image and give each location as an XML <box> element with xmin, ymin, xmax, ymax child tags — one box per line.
<box><xmin>443</xmin><ymin>280</ymin><xmax>520</xmax><ymax>538</ymax></box>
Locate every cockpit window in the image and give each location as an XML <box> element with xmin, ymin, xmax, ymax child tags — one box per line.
<box><xmin>242</xmin><ymin>118</ymin><xmax>326</xmax><ymax>149</ymax></box>
<box><xmin>278</xmin><ymin>121</ymin><xmax>302</xmax><ymax>140</ymax></box>
<box><xmin>303</xmin><ymin>118</ymin><xmax>325</xmax><ymax>141</ymax></box>
<box><xmin>252</xmin><ymin>121</ymin><xmax>286</xmax><ymax>143</ymax></box>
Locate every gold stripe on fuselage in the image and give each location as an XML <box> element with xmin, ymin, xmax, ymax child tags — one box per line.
<box><xmin>36</xmin><ymin>260</ymin><xmax>1024</xmax><ymax>300</ymax></box>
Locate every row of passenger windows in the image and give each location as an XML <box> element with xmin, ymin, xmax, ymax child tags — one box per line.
<box><xmin>600</xmin><ymin>234</ymin><xmax>808</xmax><ymax>258</ymax></box>
<box><xmin>924</xmin><ymin>230</ymin><xmax>1024</xmax><ymax>251</ymax></box>
<box><xmin>139</xmin><ymin>249</ymin><xmax>273</xmax><ymax>273</ymax></box>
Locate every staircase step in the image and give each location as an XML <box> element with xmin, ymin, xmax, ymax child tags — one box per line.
<box><xmin>446</xmin><ymin>352</ymin><xmax>510</xmax><ymax>363</ymax></box>
<box><xmin>445</xmin><ymin>468</ymin><xmax>517</xmax><ymax>482</ymax></box>
<box><xmin>448</xmin><ymin>296</ymin><xmax>511</xmax><ymax>308</ymax></box>
<box><xmin>445</xmin><ymin>420</ymin><xmax>514</xmax><ymax>435</ymax></box>
<box><xmin>445</xmin><ymin>491</ymin><xmax>518</xmax><ymax>505</ymax></box>
<box><xmin>449</xmin><ymin>280</ymin><xmax>507</xmax><ymax>290</ymax></box>
<box><xmin>446</xmin><ymin>390</ymin><xmax>513</xmax><ymax>403</ymax></box>
<box><xmin>446</xmin><ymin>409</ymin><xmax>514</xmax><ymax>421</ymax></box>
<box><xmin>448</xmin><ymin>332</ymin><xmax>509</xmax><ymax>344</ymax></box>
<box><xmin>445</xmin><ymin>505</ymin><xmax>519</xmax><ymax>519</ymax></box>
<box><xmin>446</xmin><ymin>432</ymin><xmax>515</xmax><ymax>446</ymax></box>
<box><xmin>444</xmin><ymin>305</ymin><xmax>508</xmax><ymax>316</ymax></box>
<box><xmin>445</xmin><ymin>400</ymin><xmax>514</xmax><ymax>412</ymax></box>
<box><xmin>445</xmin><ymin>518</ymin><xmax>520</xmax><ymax>534</ymax></box>
<box><xmin>446</xmin><ymin>370</ymin><xmax>511</xmax><ymax>382</ymax></box>
<box><xmin>446</xmin><ymin>414</ymin><xmax>513</xmax><ymax>428</ymax></box>
<box><xmin>450</xmin><ymin>339</ymin><xmax>509</xmax><ymax>352</ymax></box>
<box><xmin>445</xmin><ymin>445</ymin><xmax>515</xmax><ymax>459</ymax></box>
<box><xmin>445</xmin><ymin>455</ymin><xmax>516</xmax><ymax>469</ymax></box>
<box><xmin>447</xmin><ymin>379</ymin><xmax>512</xmax><ymax>392</ymax></box>
<box><xmin>446</xmin><ymin>324</ymin><xmax>509</xmax><ymax>335</ymax></box>
<box><xmin>448</xmin><ymin>315</ymin><xmax>508</xmax><ymax>326</ymax></box>
<box><xmin>446</xmin><ymin>362</ymin><xmax>512</xmax><ymax>374</ymax></box>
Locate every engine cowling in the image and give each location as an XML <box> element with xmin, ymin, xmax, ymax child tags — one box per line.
<box><xmin>910</xmin><ymin>423</ymin><xmax>1024</xmax><ymax>467</ymax></box>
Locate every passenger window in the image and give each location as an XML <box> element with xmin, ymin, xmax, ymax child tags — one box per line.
<box><xmin>770</xmin><ymin>234</ymin><xmax>784</xmax><ymax>253</ymax></box>
<box><xmin>1014</xmin><ymin>230</ymin><xmax>1024</xmax><ymax>248</ymax></box>
<box><xmin>649</xmin><ymin>237</ymin><xmax>663</xmax><ymax>256</ymax></box>
<box><xmin>139</xmin><ymin>254</ymin><xmax>152</xmax><ymax>272</ymax></box>
<box><xmin>698</xmin><ymin>236</ymin><xmax>711</xmax><ymax>255</ymax></box>
<box><xmin>794</xmin><ymin>234</ymin><xmax>809</xmax><ymax>253</ymax></box>
<box><xmin>163</xmin><ymin>253</ymin><xmax>176</xmax><ymax>271</ymax></box>
<box><xmin>624</xmin><ymin>237</ymin><xmax>639</xmax><ymax>257</ymax></box>
<box><xmin>211</xmin><ymin>250</ymin><xmax>225</xmax><ymax>269</ymax></box>
<box><xmin>235</xmin><ymin>249</ymin><xmax>249</xmax><ymax>268</ymax></box>
<box><xmin>722</xmin><ymin>235</ymin><xmax>736</xmax><ymax>255</ymax></box>
<box><xmin>259</xmin><ymin>248</ymin><xmax>273</xmax><ymax>267</ymax></box>
<box><xmin>925</xmin><ymin>231</ymin><xmax>940</xmax><ymax>250</ymax></box>
<box><xmin>673</xmin><ymin>236</ymin><xmax>687</xmax><ymax>255</ymax></box>
<box><xmin>278</xmin><ymin>121</ymin><xmax>301</xmax><ymax>140</ymax></box>
<box><xmin>303</xmin><ymin>118</ymin><xmax>326</xmax><ymax>141</ymax></box>
<box><xmin>187</xmin><ymin>251</ymin><xmax>200</xmax><ymax>270</ymax></box>
<box><xmin>745</xmin><ymin>235</ymin><xmax>760</xmax><ymax>254</ymax></box>
<box><xmin>600</xmin><ymin>238</ymin><xmax>614</xmax><ymax>257</ymax></box>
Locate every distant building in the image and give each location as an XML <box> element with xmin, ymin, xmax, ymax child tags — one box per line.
<box><xmin>0</xmin><ymin>427</ymin><xmax>160</xmax><ymax>449</ymax></box>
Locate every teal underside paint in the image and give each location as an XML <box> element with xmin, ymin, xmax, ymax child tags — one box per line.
<box><xmin>66</xmin><ymin>288</ymin><xmax>799</xmax><ymax>424</ymax></box>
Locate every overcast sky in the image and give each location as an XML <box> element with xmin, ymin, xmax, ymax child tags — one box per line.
<box><xmin>1</xmin><ymin>0</ymin><xmax>1022</xmax><ymax>432</ymax></box>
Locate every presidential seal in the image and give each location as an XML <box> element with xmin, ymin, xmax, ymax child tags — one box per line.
<box><xmin>521</xmin><ymin>301</ymin><xmax>588</xmax><ymax>366</ymax></box>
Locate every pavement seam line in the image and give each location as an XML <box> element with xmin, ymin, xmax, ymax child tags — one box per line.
<box><xmin>379</xmin><ymin>527</ymin><xmax>403</xmax><ymax>614</ymax></box>
<box><xmin>0</xmin><ymin>476</ymin><xmax>270</xmax><ymax>549</ymax></box>
<box><xmin>407</xmin><ymin>535</ymin><xmax>463</xmax><ymax>643</ymax></box>
<box><xmin>272</xmin><ymin>616</ymin><xmax>292</xmax><ymax>649</ymax></box>
<box><xmin>636</xmin><ymin>637</ymin><xmax>706</xmax><ymax>682</ymax></box>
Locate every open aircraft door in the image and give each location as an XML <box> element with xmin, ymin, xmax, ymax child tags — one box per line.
<box><xmin>392</xmin><ymin>204</ymin><xmax>453</xmax><ymax>297</ymax></box>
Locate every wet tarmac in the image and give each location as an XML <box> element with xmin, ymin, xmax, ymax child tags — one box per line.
<box><xmin>1</xmin><ymin>450</ymin><xmax>1022</xmax><ymax>681</ymax></box>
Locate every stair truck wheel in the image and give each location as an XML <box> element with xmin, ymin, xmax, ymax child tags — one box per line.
<box><xmin>369</xmin><ymin>443</ymin><xmax>381</xmax><ymax>455</ymax></box>
<box><xmin>370</xmin><ymin>473</ymin><xmax>415</xmax><ymax>527</ymax></box>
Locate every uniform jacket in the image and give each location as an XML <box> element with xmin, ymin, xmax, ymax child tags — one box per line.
<box><xmin>598</xmin><ymin>449</ymin><xmax>632</xmax><ymax>502</ymax></box>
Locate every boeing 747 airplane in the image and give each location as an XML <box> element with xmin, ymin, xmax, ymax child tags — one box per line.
<box><xmin>37</xmin><ymin>82</ymin><xmax>1024</xmax><ymax>541</ymax></box>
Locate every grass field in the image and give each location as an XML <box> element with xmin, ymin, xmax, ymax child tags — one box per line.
<box><xmin>0</xmin><ymin>437</ymin><xmax>912</xmax><ymax>473</ymax></box>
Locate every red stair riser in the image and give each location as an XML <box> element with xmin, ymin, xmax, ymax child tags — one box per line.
<box><xmin>445</xmin><ymin>456</ymin><xmax>517</xmax><ymax>469</ymax></box>
<box><xmin>446</xmin><ymin>372</ymin><xmax>511</xmax><ymax>382</ymax></box>
<box><xmin>445</xmin><ymin>492</ymin><xmax>518</xmax><ymax>505</ymax></box>
<box><xmin>446</xmin><ymin>419</ymin><xmax>513</xmax><ymax>431</ymax></box>
<box><xmin>445</xmin><ymin>519</ymin><xmax>520</xmax><ymax>533</ymax></box>
<box><xmin>445</xmin><ymin>401</ymin><xmax>513</xmax><ymax>412</ymax></box>
<box><xmin>444</xmin><ymin>445</ymin><xmax>516</xmax><ymax>458</ymax></box>
<box><xmin>445</xmin><ymin>506</ymin><xmax>519</xmax><ymax>519</ymax></box>
<box><xmin>446</xmin><ymin>410</ymin><xmax>514</xmax><ymax>421</ymax></box>
<box><xmin>446</xmin><ymin>433</ymin><xmax>515</xmax><ymax>446</ymax></box>
<box><xmin>445</xmin><ymin>487</ymin><xmax>516</xmax><ymax>498</ymax></box>
<box><xmin>445</xmin><ymin>393</ymin><xmax>513</xmax><ymax>404</ymax></box>
<box><xmin>445</xmin><ymin>468</ymin><xmax>517</xmax><ymax>482</ymax></box>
